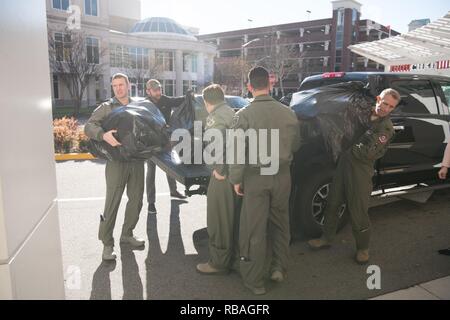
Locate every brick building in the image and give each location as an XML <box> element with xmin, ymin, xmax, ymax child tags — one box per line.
<box><xmin>198</xmin><ymin>0</ymin><xmax>399</xmax><ymax>96</ymax></box>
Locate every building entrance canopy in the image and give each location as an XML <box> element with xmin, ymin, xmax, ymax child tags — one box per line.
<box><xmin>349</xmin><ymin>12</ymin><xmax>450</xmax><ymax>75</ymax></box>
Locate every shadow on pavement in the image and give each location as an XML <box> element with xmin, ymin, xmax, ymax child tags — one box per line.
<box><xmin>121</xmin><ymin>244</ymin><xmax>144</xmax><ymax>300</ymax></box>
<box><xmin>145</xmin><ymin>199</ymin><xmax>190</xmax><ymax>299</ymax></box>
<box><xmin>90</xmin><ymin>261</ymin><xmax>117</xmax><ymax>300</ymax></box>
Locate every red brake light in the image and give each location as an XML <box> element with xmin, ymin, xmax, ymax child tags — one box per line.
<box><xmin>322</xmin><ymin>72</ymin><xmax>346</xmax><ymax>78</ymax></box>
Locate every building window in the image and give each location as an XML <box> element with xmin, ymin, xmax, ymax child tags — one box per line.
<box><xmin>335</xmin><ymin>8</ymin><xmax>345</xmax><ymax>70</ymax></box>
<box><xmin>129</xmin><ymin>77</ymin><xmax>149</xmax><ymax>97</ymax></box>
<box><xmin>183</xmin><ymin>53</ymin><xmax>198</xmax><ymax>72</ymax></box>
<box><xmin>110</xmin><ymin>44</ymin><xmax>128</xmax><ymax>68</ymax></box>
<box><xmin>53</xmin><ymin>0</ymin><xmax>69</xmax><ymax>11</ymax></box>
<box><xmin>191</xmin><ymin>55</ymin><xmax>198</xmax><ymax>73</ymax></box>
<box><xmin>183</xmin><ymin>54</ymin><xmax>190</xmax><ymax>72</ymax></box>
<box><xmin>183</xmin><ymin>80</ymin><xmax>189</xmax><ymax>93</ymax></box>
<box><xmin>352</xmin><ymin>9</ymin><xmax>358</xmax><ymax>25</ymax></box>
<box><xmin>55</xmin><ymin>32</ymin><xmax>72</xmax><ymax>62</ymax></box>
<box><xmin>110</xmin><ymin>45</ymin><xmax>149</xmax><ymax>69</ymax></box>
<box><xmin>156</xmin><ymin>51</ymin><xmax>174</xmax><ymax>71</ymax></box>
<box><xmin>162</xmin><ymin>79</ymin><xmax>174</xmax><ymax>96</ymax></box>
<box><xmin>337</xmin><ymin>8</ymin><xmax>345</xmax><ymax>26</ymax></box>
<box><xmin>183</xmin><ymin>80</ymin><xmax>197</xmax><ymax>94</ymax></box>
<box><xmin>85</xmin><ymin>0</ymin><xmax>98</xmax><ymax>16</ymax></box>
<box><xmin>335</xmin><ymin>8</ymin><xmax>345</xmax><ymax>49</ymax></box>
<box><xmin>129</xmin><ymin>47</ymin><xmax>149</xmax><ymax>69</ymax></box>
<box><xmin>86</xmin><ymin>37</ymin><xmax>99</xmax><ymax>64</ymax></box>
<box><xmin>53</xmin><ymin>75</ymin><xmax>59</xmax><ymax>99</ymax></box>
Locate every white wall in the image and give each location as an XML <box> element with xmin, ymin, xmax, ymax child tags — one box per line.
<box><xmin>108</xmin><ymin>0</ymin><xmax>141</xmax><ymax>20</ymax></box>
<box><xmin>0</xmin><ymin>0</ymin><xmax>64</xmax><ymax>299</ymax></box>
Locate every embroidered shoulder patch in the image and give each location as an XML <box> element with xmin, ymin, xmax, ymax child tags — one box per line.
<box><xmin>231</xmin><ymin>115</ymin><xmax>240</xmax><ymax>129</ymax></box>
<box><xmin>206</xmin><ymin>117</ymin><xmax>215</xmax><ymax>128</ymax></box>
<box><xmin>379</xmin><ymin>135</ymin><xmax>388</xmax><ymax>144</ymax></box>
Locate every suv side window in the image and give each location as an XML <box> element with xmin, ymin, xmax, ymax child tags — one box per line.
<box><xmin>390</xmin><ymin>80</ymin><xmax>438</xmax><ymax>115</ymax></box>
<box><xmin>437</xmin><ymin>81</ymin><xmax>450</xmax><ymax>111</ymax></box>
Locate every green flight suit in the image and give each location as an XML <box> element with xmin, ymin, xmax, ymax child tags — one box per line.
<box><xmin>322</xmin><ymin>116</ymin><xmax>395</xmax><ymax>250</ymax></box>
<box><xmin>228</xmin><ymin>95</ymin><xmax>301</xmax><ymax>288</ymax></box>
<box><xmin>204</xmin><ymin>102</ymin><xmax>239</xmax><ymax>270</ymax></box>
<box><xmin>84</xmin><ymin>97</ymin><xmax>145</xmax><ymax>247</ymax></box>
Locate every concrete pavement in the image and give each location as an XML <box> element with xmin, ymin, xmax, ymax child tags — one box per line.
<box><xmin>56</xmin><ymin>160</ymin><xmax>450</xmax><ymax>300</ymax></box>
<box><xmin>372</xmin><ymin>276</ymin><xmax>450</xmax><ymax>300</ymax></box>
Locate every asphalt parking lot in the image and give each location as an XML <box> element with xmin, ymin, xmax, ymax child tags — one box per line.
<box><xmin>56</xmin><ymin>160</ymin><xmax>450</xmax><ymax>300</ymax></box>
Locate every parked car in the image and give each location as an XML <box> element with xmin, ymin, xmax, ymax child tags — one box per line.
<box><xmin>194</xmin><ymin>94</ymin><xmax>250</xmax><ymax>126</ymax></box>
<box><xmin>290</xmin><ymin>72</ymin><xmax>450</xmax><ymax>237</ymax></box>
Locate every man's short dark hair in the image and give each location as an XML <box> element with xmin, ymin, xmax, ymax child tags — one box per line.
<box><xmin>248</xmin><ymin>66</ymin><xmax>269</xmax><ymax>90</ymax></box>
<box><xmin>202</xmin><ymin>84</ymin><xmax>225</xmax><ymax>106</ymax></box>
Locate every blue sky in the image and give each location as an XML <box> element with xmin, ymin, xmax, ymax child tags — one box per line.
<box><xmin>141</xmin><ymin>0</ymin><xmax>449</xmax><ymax>35</ymax></box>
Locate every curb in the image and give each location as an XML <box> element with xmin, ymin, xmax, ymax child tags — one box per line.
<box><xmin>55</xmin><ymin>153</ymin><xmax>97</xmax><ymax>161</ymax></box>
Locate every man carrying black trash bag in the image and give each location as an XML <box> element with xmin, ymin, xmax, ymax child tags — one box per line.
<box><xmin>145</xmin><ymin>79</ymin><xmax>187</xmax><ymax>215</ymax></box>
<box><xmin>84</xmin><ymin>73</ymin><xmax>146</xmax><ymax>261</ymax></box>
<box><xmin>308</xmin><ymin>88</ymin><xmax>401</xmax><ymax>265</ymax></box>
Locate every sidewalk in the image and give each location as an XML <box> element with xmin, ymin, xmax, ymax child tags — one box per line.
<box><xmin>372</xmin><ymin>276</ymin><xmax>450</xmax><ymax>300</ymax></box>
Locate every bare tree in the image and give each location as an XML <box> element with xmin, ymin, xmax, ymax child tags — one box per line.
<box><xmin>258</xmin><ymin>34</ymin><xmax>302</xmax><ymax>97</ymax></box>
<box><xmin>214</xmin><ymin>57</ymin><xmax>252</xmax><ymax>96</ymax></box>
<box><xmin>48</xmin><ymin>27</ymin><xmax>106</xmax><ymax>116</ymax></box>
<box><xmin>120</xmin><ymin>57</ymin><xmax>163</xmax><ymax>97</ymax></box>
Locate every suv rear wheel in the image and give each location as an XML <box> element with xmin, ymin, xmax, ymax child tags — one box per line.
<box><xmin>292</xmin><ymin>167</ymin><xmax>348</xmax><ymax>238</ymax></box>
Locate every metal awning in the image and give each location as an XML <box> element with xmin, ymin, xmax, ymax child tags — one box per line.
<box><xmin>349</xmin><ymin>11</ymin><xmax>450</xmax><ymax>66</ymax></box>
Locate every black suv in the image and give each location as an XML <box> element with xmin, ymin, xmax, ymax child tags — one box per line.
<box><xmin>290</xmin><ymin>72</ymin><xmax>450</xmax><ymax>237</ymax></box>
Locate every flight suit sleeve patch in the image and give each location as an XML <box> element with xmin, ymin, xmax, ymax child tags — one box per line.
<box><xmin>378</xmin><ymin>135</ymin><xmax>388</xmax><ymax>144</ymax></box>
<box><xmin>206</xmin><ymin>116</ymin><xmax>216</xmax><ymax>128</ymax></box>
<box><xmin>231</xmin><ymin>115</ymin><xmax>240</xmax><ymax>129</ymax></box>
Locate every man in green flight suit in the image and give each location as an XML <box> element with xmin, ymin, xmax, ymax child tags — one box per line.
<box><xmin>228</xmin><ymin>67</ymin><xmax>301</xmax><ymax>295</ymax></box>
<box><xmin>308</xmin><ymin>88</ymin><xmax>401</xmax><ymax>264</ymax></box>
<box><xmin>196</xmin><ymin>84</ymin><xmax>239</xmax><ymax>275</ymax></box>
<box><xmin>85</xmin><ymin>73</ymin><xmax>146</xmax><ymax>261</ymax></box>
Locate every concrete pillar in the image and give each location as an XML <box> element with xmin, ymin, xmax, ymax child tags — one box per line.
<box><xmin>175</xmin><ymin>50</ymin><xmax>183</xmax><ymax>96</ymax></box>
<box><xmin>148</xmin><ymin>49</ymin><xmax>158</xmax><ymax>79</ymax></box>
<box><xmin>0</xmin><ymin>0</ymin><xmax>65</xmax><ymax>299</ymax></box>
<box><xmin>197</xmin><ymin>52</ymin><xmax>205</xmax><ymax>89</ymax></box>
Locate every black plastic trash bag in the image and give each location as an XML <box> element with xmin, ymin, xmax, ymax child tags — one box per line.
<box><xmin>291</xmin><ymin>81</ymin><xmax>374</xmax><ymax>162</ymax></box>
<box><xmin>168</xmin><ymin>92</ymin><xmax>195</xmax><ymax>134</ymax></box>
<box><xmin>88</xmin><ymin>101</ymin><xmax>169</xmax><ymax>161</ymax></box>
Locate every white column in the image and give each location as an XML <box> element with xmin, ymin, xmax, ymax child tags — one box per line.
<box><xmin>175</xmin><ymin>50</ymin><xmax>183</xmax><ymax>96</ymax></box>
<box><xmin>197</xmin><ymin>52</ymin><xmax>205</xmax><ymax>89</ymax></box>
<box><xmin>149</xmin><ymin>49</ymin><xmax>157</xmax><ymax>78</ymax></box>
<box><xmin>0</xmin><ymin>0</ymin><xmax>64</xmax><ymax>299</ymax></box>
